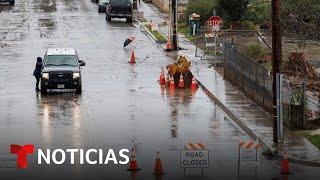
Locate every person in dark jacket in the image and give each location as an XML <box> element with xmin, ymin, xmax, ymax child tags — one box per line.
<box><xmin>33</xmin><ymin>57</ymin><xmax>43</xmax><ymax>91</ymax></box>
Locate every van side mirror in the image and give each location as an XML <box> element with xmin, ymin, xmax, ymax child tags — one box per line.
<box><xmin>79</xmin><ymin>61</ymin><xmax>86</xmax><ymax>66</ymax></box>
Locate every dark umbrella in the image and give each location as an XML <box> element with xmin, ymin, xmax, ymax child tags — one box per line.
<box><xmin>124</xmin><ymin>37</ymin><xmax>136</xmax><ymax>47</ymax></box>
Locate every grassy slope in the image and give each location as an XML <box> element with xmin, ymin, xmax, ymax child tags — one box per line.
<box><xmin>151</xmin><ymin>30</ymin><xmax>166</xmax><ymax>42</ymax></box>
<box><xmin>142</xmin><ymin>24</ymin><xmax>167</xmax><ymax>42</ymax></box>
<box><xmin>307</xmin><ymin>135</ymin><xmax>320</xmax><ymax>149</ymax></box>
<box><xmin>297</xmin><ymin>131</ymin><xmax>320</xmax><ymax>150</ymax></box>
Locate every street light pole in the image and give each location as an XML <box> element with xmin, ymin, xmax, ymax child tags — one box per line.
<box><xmin>272</xmin><ymin>0</ymin><xmax>282</xmax><ymax>143</ymax></box>
<box><xmin>171</xmin><ymin>0</ymin><xmax>178</xmax><ymax>50</ymax></box>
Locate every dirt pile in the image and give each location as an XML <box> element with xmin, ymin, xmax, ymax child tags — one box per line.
<box><xmin>283</xmin><ymin>52</ymin><xmax>318</xmax><ymax>79</ymax></box>
<box><xmin>283</xmin><ymin>52</ymin><xmax>320</xmax><ymax>96</ymax></box>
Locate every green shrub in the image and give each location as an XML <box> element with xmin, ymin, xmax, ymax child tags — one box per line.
<box><xmin>246</xmin><ymin>43</ymin><xmax>268</xmax><ymax>59</ymax></box>
<box><xmin>216</xmin><ymin>0</ymin><xmax>249</xmax><ymax>27</ymax></box>
<box><xmin>240</xmin><ymin>20</ymin><xmax>256</xmax><ymax>30</ymax></box>
<box><xmin>282</xmin><ymin>0</ymin><xmax>320</xmax><ymax>39</ymax></box>
<box><xmin>247</xmin><ymin>2</ymin><xmax>271</xmax><ymax>26</ymax></box>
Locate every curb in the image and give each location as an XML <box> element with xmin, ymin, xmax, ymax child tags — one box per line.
<box><xmin>134</xmin><ymin>19</ymin><xmax>157</xmax><ymax>43</ymax></box>
<box><xmin>140</xmin><ymin>23</ymin><xmax>158</xmax><ymax>43</ymax></box>
<box><xmin>195</xmin><ymin>77</ymin><xmax>320</xmax><ymax>167</ymax></box>
<box><xmin>139</xmin><ymin>22</ymin><xmax>166</xmax><ymax>44</ymax></box>
<box><xmin>195</xmin><ymin>78</ymin><xmax>276</xmax><ymax>153</ymax></box>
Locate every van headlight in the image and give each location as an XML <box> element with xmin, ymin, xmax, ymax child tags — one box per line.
<box><xmin>42</xmin><ymin>73</ymin><xmax>49</xmax><ymax>79</ymax></box>
<box><xmin>73</xmin><ymin>72</ymin><xmax>80</xmax><ymax>79</ymax></box>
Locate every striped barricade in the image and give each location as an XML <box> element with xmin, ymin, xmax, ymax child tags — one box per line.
<box><xmin>205</xmin><ymin>33</ymin><xmax>215</xmax><ymax>38</ymax></box>
<box><xmin>239</xmin><ymin>140</ymin><xmax>260</xmax><ymax>150</ymax></box>
<box><xmin>237</xmin><ymin>140</ymin><xmax>261</xmax><ymax>176</ymax></box>
<box><xmin>185</xmin><ymin>142</ymin><xmax>205</xmax><ymax>150</ymax></box>
<box><xmin>204</xmin><ymin>33</ymin><xmax>216</xmax><ymax>47</ymax></box>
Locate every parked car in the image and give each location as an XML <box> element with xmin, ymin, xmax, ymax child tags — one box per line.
<box><xmin>98</xmin><ymin>0</ymin><xmax>109</xmax><ymax>13</ymax></box>
<box><xmin>0</xmin><ymin>0</ymin><xmax>15</xmax><ymax>5</ymax></box>
<box><xmin>106</xmin><ymin>0</ymin><xmax>133</xmax><ymax>23</ymax></box>
<box><xmin>40</xmin><ymin>48</ymin><xmax>85</xmax><ymax>94</ymax></box>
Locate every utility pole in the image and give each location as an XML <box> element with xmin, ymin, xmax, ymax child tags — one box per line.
<box><xmin>272</xmin><ymin>0</ymin><xmax>282</xmax><ymax>143</ymax></box>
<box><xmin>170</xmin><ymin>0</ymin><xmax>178</xmax><ymax>50</ymax></box>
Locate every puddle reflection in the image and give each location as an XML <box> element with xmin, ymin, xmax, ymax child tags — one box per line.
<box><xmin>0</xmin><ymin>4</ymin><xmax>13</xmax><ymax>12</ymax></box>
<box><xmin>36</xmin><ymin>93</ymin><xmax>83</xmax><ymax>146</ymax></box>
<box><xmin>161</xmin><ymin>85</ymin><xmax>198</xmax><ymax>139</ymax></box>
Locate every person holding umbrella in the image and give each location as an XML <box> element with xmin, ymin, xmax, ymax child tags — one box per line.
<box><xmin>33</xmin><ymin>57</ymin><xmax>43</xmax><ymax>91</ymax></box>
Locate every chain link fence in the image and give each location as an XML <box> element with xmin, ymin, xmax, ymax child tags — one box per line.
<box><xmin>224</xmin><ymin>43</ymin><xmax>306</xmax><ymax>129</ymax></box>
<box><xmin>282</xmin><ymin>81</ymin><xmax>306</xmax><ymax>129</ymax></box>
<box><xmin>224</xmin><ymin>43</ymin><xmax>273</xmax><ymax>111</ymax></box>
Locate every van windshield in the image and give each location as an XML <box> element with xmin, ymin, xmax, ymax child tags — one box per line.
<box><xmin>45</xmin><ymin>55</ymin><xmax>78</xmax><ymax>66</ymax></box>
<box><xmin>110</xmin><ymin>0</ymin><xmax>130</xmax><ymax>6</ymax></box>
<box><xmin>100</xmin><ymin>0</ymin><xmax>109</xmax><ymax>4</ymax></box>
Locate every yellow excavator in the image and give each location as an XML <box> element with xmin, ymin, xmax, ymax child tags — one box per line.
<box><xmin>166</xmin><ymin>55</ymin><xmax>193</xmax><ymax>88</ymax></box>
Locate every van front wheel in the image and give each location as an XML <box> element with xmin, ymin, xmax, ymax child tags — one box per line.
<box><xmin>126</xmin><ymin>18</ymin><xmax>132</xmax><ymax>24</ymax></box>
<box><xmin>76</xmin><ymin>86</ymin><xmax>82</xmax><ymax>94</ymax></box>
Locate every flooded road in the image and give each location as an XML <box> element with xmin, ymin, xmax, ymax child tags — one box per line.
<box><xmin>0</xmin><ymin>0</ymin><xmax>319</xmax><ymax>179</ymax></box>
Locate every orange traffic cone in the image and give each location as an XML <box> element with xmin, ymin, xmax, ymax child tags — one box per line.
<box><xmin>169</xmin><ymin>77</ymin><xmax>175</xmax><ymax>90</ymax></box>
<box><xmin>178</xmin><ymin>74</ymin><xmax>184</xmax><ymax>88</ymax></box>
<box><xmin>127</xmin><ymin>148</ymin><xmax>141</xmax><ymax>171</ymax></box>
<box><xmin>130</xmin><ymin>50</ymin><xmax>136</xmax><ymax>64</ymax></box>
<box><xmin>191</xmin><ymin>77</ymin><xmax>198</xmax><ymax>90</ymax></box>
<box><xmin>153</xmin><ymin>151</ymin><xmax>164</xmax><ymax>176</ymax></box>
<box><xmin>280</xmin><ymin>150</ymin><xmax>290</xmax><ymax>174</ymax></box>
<box><xmin>159</xmin><ymin>68</ymin><xmax>165</xmax><ymax>85</ymax></box>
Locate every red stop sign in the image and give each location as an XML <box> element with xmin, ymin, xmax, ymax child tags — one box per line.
<box><xmin>207</xmin><ymin>16</ymin><xmax>223</xmax><ymax>29</ymax></box>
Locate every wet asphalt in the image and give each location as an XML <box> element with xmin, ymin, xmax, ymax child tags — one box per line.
<box><xmin>0</xmin><ymin>0</ymin><xmax>320</xmax><ymax>179</ymax></box>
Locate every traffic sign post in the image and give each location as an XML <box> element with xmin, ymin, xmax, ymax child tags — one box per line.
<box><xmin>206</xmin><ymin>16</ymin><xmax>222</xmax><ymax>61</ymax></box>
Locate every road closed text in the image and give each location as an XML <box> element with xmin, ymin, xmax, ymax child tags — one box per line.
<box><xmin>182</xmin><ymin>159</ymin><xmax>208</xmax><ymax>166</ymax></box>
<box><xmin>180</xmin><ymin>150</ymin><xmax>209</xmax><ymax>168</ymax></box>
<box><xmin>37</xmin><ymin>148</ymin><xmax>130</xmax><ymax>165</ymax></box>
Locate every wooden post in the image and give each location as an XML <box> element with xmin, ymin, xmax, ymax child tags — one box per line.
<box><xmin>272</xmin><ymin>0</ymin><xmax>282</xmax><ymax>143</ymax></box>
<box><xmin>170</xmin><ymin>0</ymin><xmax>178</xmax><ymax>50</ymax></box>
